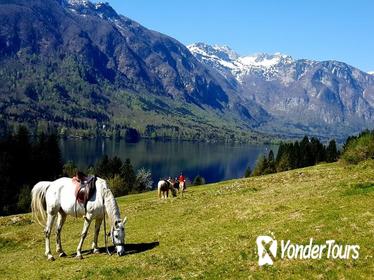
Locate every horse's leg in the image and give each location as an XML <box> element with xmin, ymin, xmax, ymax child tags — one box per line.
<box><xmin>92</xmin><ymin>218</ymin><xmax>102</xmax><ymax>254</ymax></box>
<box><xmin>44</xmin><ymin>213</ymin><xmax>56</xmax><ymax>261</ymax></box>
<box><xmin>76</xmin><ymin>216</ymin><xmax>92</xmax><ymax>259</ymax></box>
<box><xmin>55</xmin><ymin>211</ymin><xmax>67</xmax><ymax>257</ymax></box>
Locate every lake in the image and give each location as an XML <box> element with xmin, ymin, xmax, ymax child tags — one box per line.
<box><xmin>60</xmin><ymin>139</ymin><xmax>278</xmax><ymax>185</ymax></box>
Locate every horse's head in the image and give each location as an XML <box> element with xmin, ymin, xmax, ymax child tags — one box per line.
<box><xmin>111</xmin><ymin>217</ymin><xmax>127</xmax><ymax>256</ymax></box>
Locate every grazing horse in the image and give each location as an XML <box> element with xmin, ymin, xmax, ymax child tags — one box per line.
<box><xmin>31</xmin><ymin>177</ymin><xmax>127</xmax><ymax>261</ymax></box>
<box><xmin>157</xmin><ymin>179</ymin><xmax>177</xmax><ymax>198</ymax></box>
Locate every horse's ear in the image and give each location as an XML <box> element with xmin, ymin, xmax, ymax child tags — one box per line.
<box><xmin>123</xmin><ymin>217</ymin><xmax>128</xmax><ymax>224</ymax></box>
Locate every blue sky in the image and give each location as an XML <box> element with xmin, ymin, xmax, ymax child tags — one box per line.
<box><xmin>93</xmin><ymin>0</ymin><xmax>374</xmax><ymax>72</ymax></box>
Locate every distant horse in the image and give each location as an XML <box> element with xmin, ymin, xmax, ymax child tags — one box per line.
<box><xmin>31</xmin><ymin>177</ymin><xmax>127</xmax><ymax>261</ymax></box>
<box><xmin>157</xmin><ymin>179</ymin><xmax>177</xmax><ymax>198</ymax></box>
<box><xmin>178</xmin><ymin>180</ymin><xmax>186</xmax><ymax>196</ymax></box>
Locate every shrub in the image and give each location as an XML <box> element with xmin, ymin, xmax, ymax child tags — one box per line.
<box><xmin>63</xmin><ymin>161</ymin><xmax>78</xmax><ymax>177</ymax></box>
<box><xmin>341</xmin><ymin>133</ymin><xmax>374</xmax><ymax>164</ymax></box>
<box><xmin>135</xmin><ymin>168</ymin><xmax>153</xmax><ymax>192</ymax></box>
<box><xmin>107</xmin><ymin>175</ymin><xmax>126</xmax><ymax>197</ymax></box>
<box><xmin>193</xmin><ymin>175</ymin><xmax>205</xmax><ymax>186</ymax></box>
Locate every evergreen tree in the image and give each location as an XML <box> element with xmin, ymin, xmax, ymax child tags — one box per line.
<box><xmin>244</xmin><ymin>166</ymin><xmax>252</xmax><ymax>178</ymax></box>
<box><xmin>293</xmin><ymin>141</ymin><xmax>301</xmax><ymax>168</ymax></box>
<box><xmin>252</xmin><ymin>155</ymin><xmax>269</xmax><ymax>176</ymax></box>
<box><xmin>95</xmin><ymin>155</ymin><xmax>111</xmax><ymax>178</ymax></box>
<box><xmin>121</xmin><ymin>158</ymin><xmax>136</xmax><ymax>193</ymax></box>
<box><xmin>310</xmin><ymin>137</ymin><xmax>325</xmax><ymax>163</ymax></box>
<box><xmin>108</xmin><ymin>156</ymin><xmax>123</xmax><ymax>178</ymax></box>
<box><xmin>266</xmin><ymin>150</ymin><xmax>276</xmax><ymax>174</ymax></box>
<box><xmin>268</xmin><ymin>150</ymin><xmax>274</xmax><ymax>163</ymax></box>
<box><xmin>275</xmin><ymin>142</ymin><xmax>285</xmax><ymax>164</ymax></box>
<box><xmin>300</xmin><ymin>136</ymin><xmax>314</xmax><ymax>167</ymax></box>
<box><xmin>326</xmin><ymin>140</ymin><xmax>338</xmax><ymax>162</ymax></box>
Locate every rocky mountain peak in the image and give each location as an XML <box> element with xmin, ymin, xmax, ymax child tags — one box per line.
<box><xmin>63</xmin><ymin>0</ymin><xmax>118</xmax><ymax>19</ymax></box>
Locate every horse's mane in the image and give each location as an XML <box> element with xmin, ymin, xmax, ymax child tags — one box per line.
<box><xmin>101</xmin><ymin>182</ymin><xmax>121</xmax><ymax>226</ymax></box>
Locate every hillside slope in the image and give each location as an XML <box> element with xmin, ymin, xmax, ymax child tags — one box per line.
<box><xmin>0</xmin><ymin>0</ymin><xmax>267</xmax><ymax>141</ymax></box>
<box><xmin>0</xmin><ymin>161</ymin><xmax>373</xmax><ymax>279</ymax></box>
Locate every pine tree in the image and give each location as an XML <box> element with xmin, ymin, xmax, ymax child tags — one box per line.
<box><xmin>266</xmin><ymin>150</ymin><xmax>276</xmax><ymax>174</ymax></box>
<box><xmin>326</xmin><ymin>139</ymin><xmax>338</xmax><ymax>162</ymax></box>
<box><xmin>244</xmin><ymin>166</ymin><xmax>252</xmax><ymax>178</ymax></box>
<box><xmin>252</xmin><ymin>155</ymin><xmax>269</xmax><ymax>176</ymax></box>
<box><xmin>108</xmin><ymin>156</ymin><xmax>123</xmax><ymax>178</ymax></box>
<box><xmin>95</xmin><ymin>155</ymin><xmax>111</xmax><ymax>178</ymax></box>
<box><xmin>121</xmin><ymin>158</ymin><xmax>136</xmax><ymax>193</ymax></box>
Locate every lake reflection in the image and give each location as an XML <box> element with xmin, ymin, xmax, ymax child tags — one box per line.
<box><xmin>60</xmin><ymin>139</ymin><xmax>278</xmax><ymax>184</ymax></box>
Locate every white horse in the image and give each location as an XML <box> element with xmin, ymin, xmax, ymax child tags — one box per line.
<box><xmin>31</xmin><ymin>177</ymin><xmax>127</xmax><ymax>261</ymax></box>
<box><xmin>157</xmin><ymin>179</ymin><xmax>177</xmax><ymax>198</ymax></box>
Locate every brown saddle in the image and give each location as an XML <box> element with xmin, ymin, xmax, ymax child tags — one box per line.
<box><xmin>72</xmin><ymin>172</ymin><xmax>97</xmax><ymax>213</ymax></box>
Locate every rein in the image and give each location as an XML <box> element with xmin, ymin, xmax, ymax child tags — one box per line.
<box><xmin>102</xmin><ymin>197</ymin><xmax>112</xmax><ymax>255</ymax></box>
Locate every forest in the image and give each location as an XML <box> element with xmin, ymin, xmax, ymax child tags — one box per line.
<box><xmin>1</xmin><ymin>127</ymin><xmax>373</xmax><ymax>216</ymax></box>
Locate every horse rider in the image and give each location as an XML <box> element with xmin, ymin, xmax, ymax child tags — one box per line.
<box><xmin>178</xmin><ymin>172</ymin><xmax>186</xmax><ymax>191</ymax></box>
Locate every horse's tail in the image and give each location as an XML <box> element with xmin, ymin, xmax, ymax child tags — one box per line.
<box><xmin>31</xmin><ymin>181</ymin><xmax>50</xmax><ymax>227</ymax></box>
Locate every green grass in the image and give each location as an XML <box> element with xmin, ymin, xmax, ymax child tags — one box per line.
<box><xmin>0</xmin><ymin>160</ymin><xmax>373</xmax><ymax>279</ymax></box>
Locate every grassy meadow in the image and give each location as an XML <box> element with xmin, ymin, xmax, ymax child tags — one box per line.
<box><xmin>0</xmin><ymin>160</ymin><xmax>373</xmax><ymax>279</ymax></box>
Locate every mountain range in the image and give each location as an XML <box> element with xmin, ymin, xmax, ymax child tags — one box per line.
<box><xmin>188</xmin><ymin>43</ymin><xmax>374</xmax><ymax>138</ymax></box>
<box><xmin>0</xmin><ymin>0</ymin><xmax>373</xmax><ymax>141</ymax></box>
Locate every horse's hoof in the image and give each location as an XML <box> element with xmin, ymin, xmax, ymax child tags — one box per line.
<box><xmin>93</xmin><ymin>248</ymin><xmax>100</xmax><ymax>254</ymax></box>
<box><xmin>47</xmin><ymin>255</ymin><xmax>55</xmax><ymax>261</ymax></box>
<box><xmin>76</xmin><ymin>254</ymin><xmax>83</xmax><ymax>260</ymax></box>
<box><xmin>59</xmin><ymin>252</ymin><xmax>67</xmax><ymax>257</ymax></box>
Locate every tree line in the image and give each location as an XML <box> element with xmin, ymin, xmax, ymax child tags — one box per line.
<box><xmin>246</xmin><ymin>131</ymin><xmax>374</xmax><ymax>178</ymax></box>
<box><xmin>63</xmin><ymin>156</ymin><xmax>153</xmax><ymax>197</ymax></box>
<box><xmin>247</xmin><ymin>136</ymin><xmax>339</xmax><ymax>177</ymax></box>
<box><xmin>0</xmin><ymin>127</ymin><xmax>63</xmax><ymax>215</ymax></box>
<box><xmin>0</xmin><ymin>127</ymin><xmax>152</xmax><ymax>216</ymax></box>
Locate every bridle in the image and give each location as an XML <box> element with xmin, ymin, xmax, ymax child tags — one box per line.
<box><xmin>102</xmin><ymin>198</ymin><xmax>125</xmax><ymax>255</ymax></box>
<box><xmin>111</xmin><ymin>223</ymin><xmax>125</xmax><ymax>247</ymax></box>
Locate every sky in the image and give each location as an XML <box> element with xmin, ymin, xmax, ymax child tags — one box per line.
<box><xmin>93</xmin><ymin>0</ymin><xmax>374</xmax><ymax>72</ymax></box>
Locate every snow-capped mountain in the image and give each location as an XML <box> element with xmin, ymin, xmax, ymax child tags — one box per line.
<box><xmin>63</xmin><ymin>0</ymin><xmax>119</xmax><ymax>19</ymax></box>
<box><xmin>189</xmin><ymin>43</ymin><xmax>374</xmax><ymax>136</ymax></box>
<box><xmin>1</xmin><ymin>0</ymin><xmax>373</xmax><ymax>140</ymax></box>
<box><xmin>188</xmin><ymin>43</ymin><xmax>300</xmax><ymax>83</ymax></box>
<box><xmin>369</xmin><ymin>71</ymin><xmax>374</xmax><ymax>75</ymax></box>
